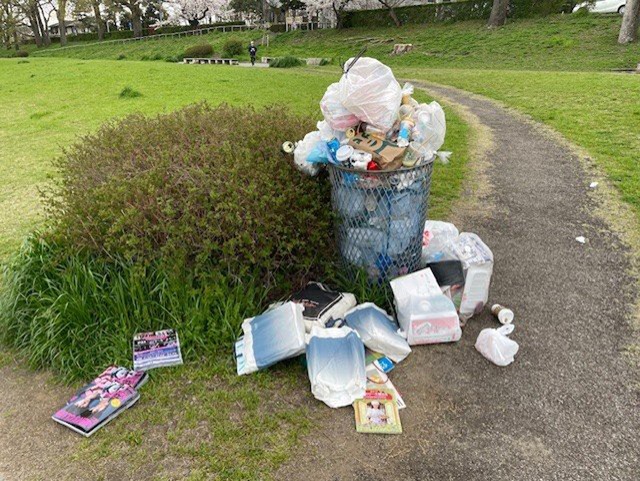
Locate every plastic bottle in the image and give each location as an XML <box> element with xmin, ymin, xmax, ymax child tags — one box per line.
<box><xmin>397</xmin><ymin>105</ymin><xmax>415</xmax><ymax>148</ymax></box>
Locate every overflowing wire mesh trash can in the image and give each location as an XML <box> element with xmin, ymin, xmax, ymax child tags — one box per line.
<box><xmin>328</xmin><ymin>159</ymin><xmax>434</xmax><ymax>282</ymax></box>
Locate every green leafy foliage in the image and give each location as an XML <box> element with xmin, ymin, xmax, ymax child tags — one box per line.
<box><xmin>222</xmin><ymin>38</ymin><xmax>244</xmax><ymax>58</ymax></box>
<box><xmin>0</xmin><ymin>237</ymin><xmax>268</xmax><ymax>381</ymax></box>
<box><xmin>44</xmin><ymin>103</ymin><xmax>332</xmax><ymax>283</ymax></box>
<box><xmin>269</xmin><ymin>56</ymin><xmax>304</xmax><ymax>68</ymax></box>
<box><xmin>119</xmin><ymin>86</ymin><xmax>142</xmax><ymax>98</ymax></box>
<box><xmin>183</xmin><ymin>43</ymin><xmax>214</xmax><ymax>58</ymax></box>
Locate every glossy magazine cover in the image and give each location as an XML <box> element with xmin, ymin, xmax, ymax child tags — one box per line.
<box><xmin>53</xmin><ymin>381</ymin><xmax>139</xmax><ymax>437</ymax></box>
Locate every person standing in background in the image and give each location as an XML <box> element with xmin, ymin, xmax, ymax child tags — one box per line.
<box><xmin>248</xmin><ymin>41</ymin><xmax>257</xmax><ymax>66</ymax></box>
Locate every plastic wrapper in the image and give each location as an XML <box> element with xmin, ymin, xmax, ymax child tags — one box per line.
<box><xmin>288</xmin><ymin>282</ymin><xmax>357</xmax><ymax>332</ymax></box>
<box><xmin>422</xmin><ymin>220</ymin><xmax>460</xmax><ymax>265</ymax></box>
<box><xmin>339</xmin><ymin>57</ymin><xmax>402</xmax><ymax>132</ymax></box>
<box><xmin>413</xmin><ymin>101</ymin><xmax>446</xmax><ymax>156</ymax></box>
<box><xmin>320</xmin><ymin>82</ymin><xmax>360</xmax><ymax>131</ymax></box>
<box><xmin>475</xmin><ymin>324</ymin><xmax>519</xmax><ymax>366</ymax></box>
<box><xmin>306</xmin><ymin>326</ymin><xmax>366</xmax><ymax>408</ymax></box>
<box><xmin>235</xmin><ymin>302</ymin><xmax>306</xmax><ymax>375</ymax></box>
<box><xmin>345</xmin><ymin>303</ymin><xmax>411</xmax><ymax>363</ymax></box>
<box><xmin>293</xmin><ymin>131</ymin><xmax>321</xmax><ymax>176</ymax></box>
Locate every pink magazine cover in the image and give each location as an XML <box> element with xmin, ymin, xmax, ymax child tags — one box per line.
<box><xmin>53</xmin><ymin>381</ymin><xmax>139</xmax><ymax>437</ymax></box>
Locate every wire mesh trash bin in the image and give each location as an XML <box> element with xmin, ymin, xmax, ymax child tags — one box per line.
<box><xmin>328</xmin><ymin>159</ymin><xmax>434</xmax><ymax>282</ymax></box>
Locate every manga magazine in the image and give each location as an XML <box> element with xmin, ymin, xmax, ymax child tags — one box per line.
<box><xmin>53</xmin><ymin>379</ymin><xmax>139</xmax><ymax>437</ymax></box>
<box><xmin>133</xmin><ymin>329</ymin><xmax>183</xmax><ymax>371</ymax></box>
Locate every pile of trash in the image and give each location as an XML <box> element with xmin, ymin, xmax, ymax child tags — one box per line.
<box><xmin>234</xmin><ymin>222</ymin><xmax>520</xmax><ymax>434</ymax></box>
<box><xmin>284</xmin><ymin>57</ymin><xmax>448</xmax><ymax>175</ymax></box>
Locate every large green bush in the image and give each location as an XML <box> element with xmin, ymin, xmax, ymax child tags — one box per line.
<box><xmin>45</xmin><ymin>103</ymin><xmax>331</xmax><ymax>281</ymax></box>
<box><xmin>222</xmin><ymin>38</ymin><xmax>244</xmax><ymax>58</ymax></box>
<box><xmin>183</xmin><ymin>43</ymin><xmax>214</xmax><ymax>58</ymax></box>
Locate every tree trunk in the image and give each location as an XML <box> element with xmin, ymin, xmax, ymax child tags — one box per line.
<box><xmin>618</xmin><ymin>0</ymin><xmax>640</xmax><ymax>44</ymax></box>
<box><xmin>27</xmin><ymin>8</ymin><xmax>42</xmax><ymax>46</ymax></box>
<box><xmin>388</xmin><ymin>7</ymin><xmax>401</xmax><ymax>27</ymax></box>
<box><xmin>36</xmin><ymin>3</ymin><xmax>50</xmax><ymax>45</ymax></box>
<box><xmin>92</xmin><ymin>1</ymin><xmax>106</xmax><ymax>40</ymax></box>
<box><xmin>58</xmin><ymin>0</ymin><xmax>67</xmax><ymax>46</ymax></box>
<box><xmin>488</xmin><ymin>0</ymin><xmax>509</xmax><ymax>28</ymax></box>
<box><xmin>130</xmin><ymin>3</ymin><xmax>142</xmax><ymax>38</ymax></box>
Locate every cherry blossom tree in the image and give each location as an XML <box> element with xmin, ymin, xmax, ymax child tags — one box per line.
<box><xmin>172</xmin><ymin>0</ymin><xmax>231</xmax><ymax>26</ymax></box>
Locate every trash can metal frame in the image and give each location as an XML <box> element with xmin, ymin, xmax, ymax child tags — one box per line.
<box><xmin>328</xmin><ymin>158</ymin><xmax>434</xmax><ymax>281</ymax></box>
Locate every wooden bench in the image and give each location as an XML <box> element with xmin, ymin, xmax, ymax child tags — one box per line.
<box><xmin>183</xmin><ymin>58</ymin><xmax>239</xmax><ymax>66</ymax></box>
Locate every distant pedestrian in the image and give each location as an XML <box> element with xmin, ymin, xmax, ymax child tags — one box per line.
<box><xmin>248</xmin><ymin>41</ymin><xmax>257</xmax><ymax>66</ymax></box>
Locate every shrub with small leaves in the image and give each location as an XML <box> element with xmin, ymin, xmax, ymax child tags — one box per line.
<box><xmin>222</xmin><ymin>38</ymin><xmax>243</xmax><ymax>58</ymax></box>
<box><xmin>45</xmin><ymin>104</ymin><xmax>332</xmax><ymax>283</ymax></box>
<box><xmin>117</xmin><ymin>53</ymin><xmax>126</xmax><ymax>60</ymax></box>
<box><xmin>183</xmin><ymin>43</ymin><xmax>213</xmax><ymax>58</ymax></box>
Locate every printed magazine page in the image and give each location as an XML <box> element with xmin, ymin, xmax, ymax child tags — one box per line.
<box><xmin>133</xmin><ymin>329</ymin><xmax>183</xmax><ymax>371</ymax></box>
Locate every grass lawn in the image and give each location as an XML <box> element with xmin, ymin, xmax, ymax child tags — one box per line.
<box><xmin>13</xmin><ymin>15</ymin><xmax>640</xmax><ymax>71</ymax></box>
<box><xmin>0</xmin><ymin>57</ymin><xmax>470</xmax><ymax>480</ymax></box>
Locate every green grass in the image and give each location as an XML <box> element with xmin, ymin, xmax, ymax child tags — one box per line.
<box><xmin>13</xmin><ymin>14</ymin><xmax>640</xmax><ymax>71</ymax></box>
<box><xmin>0</xmin><ymin>56</ymin><xmax>470</xmax><ymax>479</ymax></box>
<box><xmin>399</xmin><ymin>67</ymin><xmax>640</xmax><ymax>221</ymax></box>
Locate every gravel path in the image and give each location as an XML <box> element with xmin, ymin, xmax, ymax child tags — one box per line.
<box><xmin>276</xmin><ymin>84</ymin><xmax>640</xmax><ymax>481</ymax></box>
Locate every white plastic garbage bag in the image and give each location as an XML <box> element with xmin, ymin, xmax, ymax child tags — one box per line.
<box><xmin>235</xmin><ymin>302</ymin><xmax>306</xmax><ymax>375</ymax></box>
<box><xmin>339</xmin><ymin>57</ymin><xmax>402</xmax><ymax>132</ymax></box>
<box><xmin>422</xmin><ymin>220</ymin><xmax>460</xmax><ymax>265</ymax></box>
<box><xmin>293</xmin><ymin>131</ymin><xmax>322</xmax><ymax>176</ymax></box>
<box><xmin>475</xmin><ymin>324</ymin><xmax>519</xmax><ymax>366</ymax></box>
<box><xmin>413</xmin><ymin>101</ymin><xmax>446</xmax><ymax>155</ymax></box>
<box><xmin>320</xmin><ymin>82</ymin><xmax>360</xmax><ymax>131</ymax></box>
<box><xmin>344</xmin><ymin>303</ymin><xmax>411</xmax><ymax>363</ymax></box>
<box><xmin>306</xmin><ymin>326</ymin><xmax>366</xmax><ymax>408</ymax></box>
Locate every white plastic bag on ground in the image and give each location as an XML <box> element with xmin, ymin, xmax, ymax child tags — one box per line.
<box><xmin>235</xmin><ymin>302</ymin><xmax>306</xmax><ymax>375</ymax></box>
<box><xmin>306</xmin><ymin>326</ymin><xmax>366</xmax><ymax>408</ymax></box>
<box><xmin>293</xmin><ymin>131</ymin><xmax>321</xmax><ymax>176</ymax></box>
<box><xmin>320</xmin><ymin>82</ymin><xmax>360</xmax><ymax>131</ymax></box>
<box><xmin>475</xmin><ymin>324</ymin><xmax>519</xmax><ymax>366</ymax></box>
<box><xmin>344</xmin><ymin>303</ymin><xmax>411</xmax><ymax>363</ymax></box>
<box><xmin>339</xmin><ymin>57</ymin><xmax>402</xmax><ymax>132</ymax></box>
<box><xmin>422</xmin><ymin>220</ymin><xmax>460</xmax><ymax>265</ymax></box>
<box><xmin>413</xmin><ymin>101</ymin><xmax>446</xmax><ymax>155</ymax></box>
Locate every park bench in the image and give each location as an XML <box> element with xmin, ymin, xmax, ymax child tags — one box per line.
<box><xmin>183</xmin><ymin>58</ymin><xmax>239</xmax><ymax>66</ymax></box>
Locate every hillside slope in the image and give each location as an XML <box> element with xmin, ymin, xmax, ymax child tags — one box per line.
<box><xmin>16</xmin><ymin>14</ymin><xmax>640</xmax><ymax>71</ymax></box>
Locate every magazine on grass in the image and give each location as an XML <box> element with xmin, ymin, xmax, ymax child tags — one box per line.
<box><xmin>53</xmin><ymin>380</ymin><xmax>139</xmax><ymax>437</ymax></box>
<box><xmin>71</xmin><ymin>366</ymin><xmax>148</xmax><ymax>397</ymax></box>
<box><xmin>133</xmin><ymin>329</ymin><xmax>183</xmax><ymax>371</ymax></box>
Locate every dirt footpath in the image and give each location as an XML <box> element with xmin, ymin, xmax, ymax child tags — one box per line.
<box><xmin>277</xmin><ymin>84</ymin><xmax>640</xmax><ymax>480</ymax></box>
